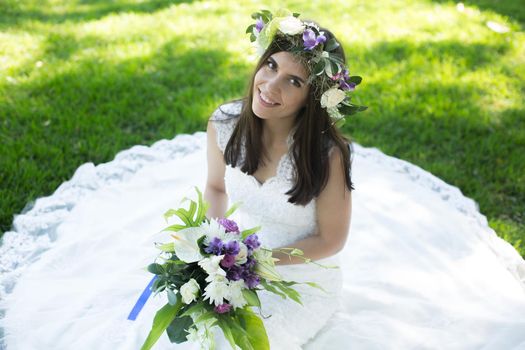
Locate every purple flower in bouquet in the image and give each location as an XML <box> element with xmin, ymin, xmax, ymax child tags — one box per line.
<box><xmin>220</xmin><ymin>254</ymin><xmax>236</xmax><ymax>268</ymax></box>
<box><xmin>223</xmin><ymin>240</ymin><xmax>240</xmax><ymax>255</ymax></box>
<box><xmin>214</xmin><ymin>303</ymin><xmax>232</xmax><ymax>314</ymax></box>
<box><xmin>243</xmin><ymin>234</ymin><xmax>261</xmax><ymax>252</ymax></box>
<box><xmin>303</xmin><ymin>28</ymin><xmax>326</xmax><ymax>51</ymax></box>
<box><xmin>218</xmin><ymin>218</ymin><xmax>240</xmax><ymax>233</ymax></box>
<box><xmin>205</xmin><ymin>237</ymin><xmax>223</xmax><ymax>255</ymax></box>
<box><xmin>245</xmin><ymin>256</ymin><xmax>257</xmax><ymax>269</ymax></box>
<box><xmin>226</xmin><ymin>265</ymin><xmax>243</xmax><ymax>281</ymax></box>
<box><xmin>243</xmin><ymin>271</ymin><xmax>261</xmax><ymax>289</ymax></box>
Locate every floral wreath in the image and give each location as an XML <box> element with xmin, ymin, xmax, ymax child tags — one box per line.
<box><xmin>246</xmin><ymin>8</ymin><xmax>368</xmax><ymax>126</ymax></box>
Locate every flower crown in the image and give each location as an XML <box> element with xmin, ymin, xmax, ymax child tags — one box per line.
<box><xmin>246</xmin><ymin>8</ymin><xmax>367</xmax><ymax>126</ymax></box>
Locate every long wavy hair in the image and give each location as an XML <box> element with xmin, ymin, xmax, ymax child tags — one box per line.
<box><xmin>221</xmin><ymin>25</ymin><xmax>355</xmax><ymax>206</ymax></box>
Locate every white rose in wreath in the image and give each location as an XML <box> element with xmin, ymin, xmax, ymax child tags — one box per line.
<box><xmin>278</xmin><ymin>16</ymin><xmax>305</xmax><ymax>35</ymax></box>
<box><xmin>321</xmin><ymin>88</ymin><xmax>346</xmax><ymax>108</ymax></box>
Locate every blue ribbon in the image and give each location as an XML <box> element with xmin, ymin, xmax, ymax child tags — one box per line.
<box><xmin>127</xmin><ymin>275</ymin><xmax>158</xmax><ymax>321</ymax></box>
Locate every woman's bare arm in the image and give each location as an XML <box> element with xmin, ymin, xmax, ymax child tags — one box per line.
<box><xmin>273</xmin><ymin>146</ymin><xmax>352</xmax><ymax>265</ymax></box>
<box><xmin>204</xmin><ymin>119</ymin><xmax>229</xmax><ymax>220</ymax></box>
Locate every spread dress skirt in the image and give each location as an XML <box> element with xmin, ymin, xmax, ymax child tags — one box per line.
<box><xmin>1</xmin><ymin>101</ymin><xmax>525</xmax><ymax>350</ymax></box>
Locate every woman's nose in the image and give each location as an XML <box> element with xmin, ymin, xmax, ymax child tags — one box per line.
<box><xmin>266</xmin><ymin>75</ymin><xmax>281</xmax><ymax>94</ymax></box>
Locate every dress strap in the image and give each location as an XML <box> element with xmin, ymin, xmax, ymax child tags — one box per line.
<box><xmin>210</xmin><ymin>100</ymin><xmax>242</xmax><ymax>153</ymax></box>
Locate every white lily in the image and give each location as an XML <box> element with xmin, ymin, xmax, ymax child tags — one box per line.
<box><xmin>170</xmin><ymin>227</ymin><xmax>205</xmax><ymax>263</ymax></box>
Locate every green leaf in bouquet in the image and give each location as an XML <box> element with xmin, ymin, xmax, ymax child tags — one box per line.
<box><xmin>304</xmin><ymin>281</ymin><xmax>329</xmax><ymax>293</ymax></box>
<box><xmin>260</xmin><ymin>280</ymin><xmax>286</xmax><ymax>299</ymax></box>
<box><xmin>158</xmin><ymin>242</ymin><xmax>175</xmax><ymax>252</ymax></box>
<box><xmin>163</xmin><ymin>208</ymin><xmax>178</xmax><ymax>222</ymax></box>
<box><xmin>194</xmin><ymin>310</ymin><xmax>217</xmax><ymax>324</ymax></box>
<box><xmin>194</xmin><ymin>186</ymin><xmax>210</xmax><ymax>225</ymax></box>
<box><xmin>179</xmin><ymin>302</ymin><xmax>205</xmax><ymax>318</ymax></box>
<box><xmin>167</xmin><ymin>288</ymin><xmax>178</xmax><ymax>306</ymax></box>
<box><xmin>224</xmin><ymin>200</ymin><xmax>242</xmax><ymax>219</ymax></box>
<box><xmin>140</xmin><ymin>301</ymin><xmax>183</xmax><ymax>350</ymax></box>
<box><xmin>147</xmin><ymin>263</ymin><xmax>165</xmax><ymax>275</ymax></box>
<box><xmin>241</xmin><ymin>289</ymin><xmax>261</xmax><ymax>308</ymax></box>
<box><xmin>162</xmin><ymin>224</ymin><xmax>187</xmax><ymax>232</ymax></box>
<box><xmin>236</xmin><ymin>308</ymin><xmax>270</xmax><ymax>350</ymax></box>
<box><xmin>166</xmin><ymin>314</ymin><xmax>194</xmax><ymax>344</ymax></box>
<box><xmin>241</xmin><ymin>226</ymin><xmax>262</xmax><ymax>240</ymax></box>
<box><xmin>217</xmin><ymin>317</ymin><xmax>238</xmax><ymax>350</ymax></box>
<box><xmin>272</xmin><ymin>281</ymin><xmax>303</xmax><ymax>306</ymax></box>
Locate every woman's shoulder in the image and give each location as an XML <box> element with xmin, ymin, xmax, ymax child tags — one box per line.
<box><xmin>210</xmin><ymin>99</ymin><xmax>243</xmax><ymax>122</ymax></box>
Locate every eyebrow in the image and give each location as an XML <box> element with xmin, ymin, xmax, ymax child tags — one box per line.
<box><xmin>268</xmin><ymin>56</ymin><xmax>306</xmax><ymax>84</ymax></box>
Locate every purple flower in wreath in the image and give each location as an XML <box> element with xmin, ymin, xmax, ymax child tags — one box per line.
<box><xmin>204</xmin><ymin>237</ymin><xmax>223</xmax><ymax>255</ymax></box>
<box><xmin>303</xmin><ymin>28</ymin><xmax>326</xmax><ymax>51</ymax></box>
<box><xmin>214</xmin><ymin>303</ymin><xmax>232</xmax><ymax>314</ymax></box>
<box><xmin>255</xmin><ymin>17</ymin><xmax>264</xmax><ymax>33</ymax></box>
<box><xmin>339</xmin><ymin>80</ymin><xmax>356</xmax><ymax>91</ymax></box>
<box><xmin>218</xmin><ymin>218</ymin><xmax>239</xmax><ymax>233</ymax></box>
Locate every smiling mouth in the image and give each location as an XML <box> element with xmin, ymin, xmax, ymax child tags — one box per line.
<box><xmin>258</xmin><ymin>88</ymin><xmax>280</xmax><ymax>107</ymax></box>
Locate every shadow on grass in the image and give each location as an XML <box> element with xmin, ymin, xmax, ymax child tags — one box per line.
<box><xmin>0</xmin><ymin>36</ymin><xmax>251</xmax><ymax>234</ymax></box>
<box><xmin>428</xmin><ymin>0</ymin><xmax>525</xmax><ymax>27</ymax></box>
<box><xmin>0</xmin><ymin>0</ymin><xmax>197</xmax><ymax>28</ymax></box>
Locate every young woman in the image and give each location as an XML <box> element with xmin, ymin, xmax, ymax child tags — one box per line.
<box><xmin>202</xmin><ymin>15</ymin><xmax>359</xmax><ymax>347</ymax></box>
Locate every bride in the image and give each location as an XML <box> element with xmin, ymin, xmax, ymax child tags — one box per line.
<box><xmin>2</xmin><ymin>8</ymin><xmax>525</xmax><ymax>350</ymax></box>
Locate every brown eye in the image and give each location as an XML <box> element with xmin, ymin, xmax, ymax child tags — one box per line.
<box><xmin>266</xmin><ymin>60</ymin><xmax>276</xmax><ymax>69</ymax></box>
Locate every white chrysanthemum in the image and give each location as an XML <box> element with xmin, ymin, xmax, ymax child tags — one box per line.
<box><xmin>201</xmin><ymin>219</ymin><xmax>226</xmax><ymax>240</ymax></box>
<box><xmin>198</xmin><ymin>255</ymin><xmax>226</xmax><ymax>278</ymax></box>
<box><xmin>201</xmin><ymin>219</ymin><xmax>238</xmax><ymax>243</ymax></box>
<box><xmin>235</xmin><ymin>243</ymin><xmax>248</xmax><ymax>265</ymax></box>
<box><xmin>227</xmin><ymin>280</ymin><xmax>247</xmax><ymax>309</ymax></box>
<box><xmin>321</xmin><ymin>88</ymin><xmax>346</xmax><ymax>108</ymax></box>
<box><xmin>180</xmin><ymin>278</ymin><xmax>200</xmax><ymax>304</ymax></box>
<box><xmin>278</xmin><ymin>16</ymin><xmax>305</xmax><ymax>35</ymax></box>
<box><xmin>186</xmin><ymin>326</ymin><xmax>200</xmax><ymax>343</ymax></box>
<box><xmin>203</xmin><ymin>277</ymin><xmax>230</xmax><ymax>306</ymax></box>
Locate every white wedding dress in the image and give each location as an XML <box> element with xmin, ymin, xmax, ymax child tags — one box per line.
<box><xmin>1</xmin><ymin>100</ymin><xmax>525</xmax><ymax>350</ymax></box>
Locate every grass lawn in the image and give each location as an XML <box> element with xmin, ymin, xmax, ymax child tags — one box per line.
<box><xmin>1</xmin><ymin>0</ymin><xmax>524</xmax><ymax>257</ymax></box>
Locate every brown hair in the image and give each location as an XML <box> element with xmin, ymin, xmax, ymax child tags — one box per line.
<box><xmin>220</xmin><ymin>26</ymin><xmax>355</xmax><ymax>205</ymax></box>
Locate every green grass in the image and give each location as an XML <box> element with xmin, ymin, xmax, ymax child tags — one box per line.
<box><xmin>1</xmin><ymin>0</ymin><xmax>524</xmax><ymax>258</ymax></box>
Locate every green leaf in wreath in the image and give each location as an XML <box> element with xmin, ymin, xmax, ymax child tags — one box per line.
<box><xmin>324</xmin><ymin>38</ymin><xmax>340</xmax><ymax>52</ymax></box>
<box><xmin>140</xmin><ymin>301</ymin><xmax>183</xmax><ymax>350</ymax></box>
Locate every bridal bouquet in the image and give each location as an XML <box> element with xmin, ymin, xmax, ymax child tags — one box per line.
<box><xmin>130</xmin><ymin>187</ymin><xmax>326</xmax><ymax>350</ymax></box>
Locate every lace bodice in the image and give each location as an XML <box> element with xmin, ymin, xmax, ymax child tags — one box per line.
<box><xmin>210</xmin><ymin>100</ymin><xmax>317</xmax><ymax>249</ymax></box>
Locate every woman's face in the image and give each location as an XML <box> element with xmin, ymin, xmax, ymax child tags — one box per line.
<box><xmin>252</xmin><ymin>51</ymin><xmax>310</xmax><ymax>123</ymax></box>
